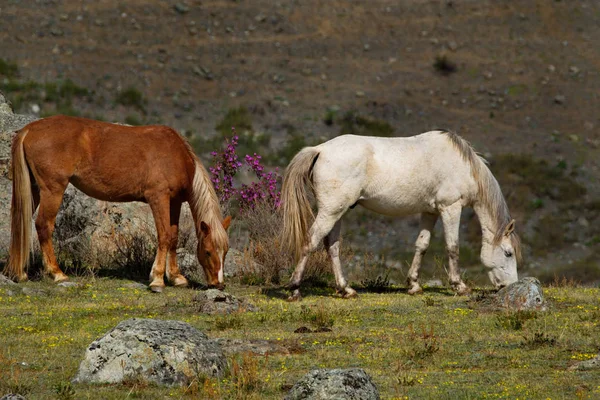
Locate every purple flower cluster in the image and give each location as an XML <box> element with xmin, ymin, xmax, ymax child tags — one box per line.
<box><xmin>210</xmin><ymin>128</ymin><xmax>281</xmax><ymax>212</ymax></box>
<box><xmin>209</xmin><ymin>133</ymin><xmax>242</xmax><ymax>203</ymax></box>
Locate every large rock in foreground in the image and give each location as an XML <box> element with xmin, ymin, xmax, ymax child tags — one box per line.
<box><xmin>73</xmin><ymin>318</ymin><xmax>226</xmax><ymax>386</ymax></box>
<box><xmin>285</xmin><ymin>368</ymin><xmax>380</xmax><ymax>400</ymax></box>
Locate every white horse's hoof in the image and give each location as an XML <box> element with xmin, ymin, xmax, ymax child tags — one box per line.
<box><xmin>407</xmin><ymin>284</ymin><xmax>423</xmax><ymax>295</ymax></box>
<box><xmin>453</xmin><ymin>283</ymin><xmax>471</xmax><ymax>296</ymax></box>
<box><xmin>287</xmin><ymin>289</ymin><xmax>302</xmax><ymax>302</ymax></box>
<box><xmin>342</xmin><ymin>287</ymin><xmax>358</xmax><ymax>299</ymax></box>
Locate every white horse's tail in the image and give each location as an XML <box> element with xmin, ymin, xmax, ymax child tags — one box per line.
<box><xmin>281</xmin><ymin>147</ymin><xmax>320</xmax><ymax>261</ymax></box>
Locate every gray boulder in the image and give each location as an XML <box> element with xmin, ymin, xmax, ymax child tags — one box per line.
<box><xmin>493</xmin><ymin>277</ymin><xmax>546</xmax><ymax>311</ymax></box>
<box><xmin>193</xmin><ymin>289</ymin><xmax>257</xmax><ymax>314</ymax></box>
<box><xmin>0</xmin><ymin>394</ymin><xmax>27</xmax><ymax>400</ymax></box>
<box><xmin>470</xmin><ymin>277</ymin><xmax>546</xmax><ymax>311</ymax></box>
<box><xmin>285</xmin><ymin>368</ymin><xmax>380</xmax><ymax>400</ymax></box>
<box><xmin>73</xmin><ymin>318</ymin><xmax>226</xmax><ymax>386</ymax></box>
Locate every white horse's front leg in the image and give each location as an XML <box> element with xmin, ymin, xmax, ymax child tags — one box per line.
<box><xmin>407</xmin><ymin>213</ymin><xmax>438</xmax><ymax>295</ymax></box>
<box><xmin>440</xmin><ymin>202</ymin><xmax>469</xmax><ymax>295</ymax></box>
<box><xmin>324</xmin><ymin>220</ymin><xmax>356</xmax><ymax>298</ymax></box>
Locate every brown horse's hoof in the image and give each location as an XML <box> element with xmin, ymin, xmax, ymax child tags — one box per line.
<box><xmin>149</xmin><ymin>285</ymin><xmax>165</xmax><ymax>293</ymax></box>
<box><xmin>53</xmin><ymin>274</ymin><xmax>69</xmax><ymax>283</ymax></box>
<box><xmin>172</xmin><ymin>276</ymin><xmax>189</xmax><ymax>288</ymax></box>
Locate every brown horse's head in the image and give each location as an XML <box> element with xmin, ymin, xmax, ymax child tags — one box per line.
<box><xmin>197</xmin><ymin>216</ymin><xmax>231</xmax><ymax>289</ymax></box>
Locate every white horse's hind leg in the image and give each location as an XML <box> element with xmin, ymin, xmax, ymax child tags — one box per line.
<box><xmin>440</xmin><ymin>202</ymin><xmax>469</xmax><ymax>295</ymax></box>
<box><xmin>324</xmin><ymin>220</ymin><xmax>356</xmax><ymax>298</ymax></box>
<box><xmin>288</xmin><ymin>211</ymin><xmax>343</xmax><ymax>301</ymax></box>
<box><xmin>407</xmin><ymin>213</ymin><xmax>438</xmax><ymax>295</ymax></box>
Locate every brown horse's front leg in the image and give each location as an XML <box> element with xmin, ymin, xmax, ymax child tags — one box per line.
<box><xmin>166</xmin><ymin>201</ymin><xmax>188</xmax><ymax>288</ymax></box>
<box><xmin>36</xmin><ymin>189</ymin><xmax>68</xmax><ymax>282</ymax></box>
<box><xmin>148</xmin><ymin>196</ymin><xmax>171</xmax><ymax>293</ymax></box>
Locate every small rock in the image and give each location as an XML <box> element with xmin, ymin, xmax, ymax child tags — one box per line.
<box><xmin>0</xmin><ymin>274</ymin><xmax>17</xmax><ymax>286</ymax></box>
<box><xmin>285</xmin><ymin>368</ymin><xmax>380</xmax><ymax>400</ymax></box>
<box><xmin>470</xmin><ymin>277</ymin><xmax>546</xmax><ymax>311</ymax></box>
<box><xmin>355</xmin><ymin>91</ymin><xmax>365</xmax><ymax>97</ymax></box>
<box><xmin>214</xmin><ymin>338</ymin><xmax>290</xmax><ymax>356</ymax></box>
<box><xmin>569</xmin><ymin>354</ymin><xmax>600</xmax><ymax>371</ymax></box>
<box><xmin>569</xmin><ymin>66</ymin><xmax>580</xmax><ymax>75</ymax></box>
<box><xmin>22</xmin><ymin>287</ymin><xmax>48</xmax><ymax>297</ymax></box>
<box><xmin>569</xmin><ymin>134</ymin><xmax>579</xmax><ymax>142</ymax></box>
<box><xmin>363</xmin><ymin>43</ymin><xmax>370</xmax><ymax>51</ymax></box>
<box><xmin>554</xmin><ymin>95</ymin><xmax>565</xmax><ymax>105</ymax></box>
<box><xmin>30</xmin><ymin>104</ymin><xmax>40</xmax><ymax>114</ymax></box>
<box><xmin>174</xmin><ymin>4</ymin><xmax>190</xmax><ymax>14</ymax></box>
<box><xmin>58</xmin><ymin>281</ymin><xmax>79</xmax><ymax>288</ymax></box>
<box><xmin>447</xmin><ymin>41</ymin><xmax>458</xmax><ymax>51</ymax></box>
<box><xmin>547</xmin><ymin>64</ymin><xmax>556</xmax><ymax>73</ymax></box>
<box><xmin>193</xmin><ymin>289</ymin><xmax>257</xmax><ymax>314</ymax></box>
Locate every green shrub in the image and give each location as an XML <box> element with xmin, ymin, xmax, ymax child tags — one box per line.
<box><xmin>115</xmin><ymin>87</ymin><xmax>146</xmax><ymax>113</ymax></box>
<box><xmin>339</xmin><ymin>111</ymin><xmax>394</xmax><ymax>137</ymax></box>
<box><xmin>0</xmin><ymin>58</ymin><xmax>19</xmax><ymax>78</ymax></box>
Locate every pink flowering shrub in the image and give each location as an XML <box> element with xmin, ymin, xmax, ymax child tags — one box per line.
<box><xmin>209</xmin><ymin>128</ymin><xmax>281</xmax><ymax>213</ymax></box>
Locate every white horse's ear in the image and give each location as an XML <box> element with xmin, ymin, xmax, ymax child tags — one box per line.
<box><xmin>504</xmin><ymin>219</ymin><xmax>515</xmax><ymax>237</ymax></box>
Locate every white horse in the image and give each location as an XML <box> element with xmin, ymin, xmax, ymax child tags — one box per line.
<box><xmin>281</xmin><ymin>130</ymin><xmax>521</xmax><ymax>300</ymax></box>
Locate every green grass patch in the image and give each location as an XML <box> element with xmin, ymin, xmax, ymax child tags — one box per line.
<box><xmin>114</xmin><ymin>86</ymin><xmax>146</xmax><ymax>113</ymax></box>
<box><xmin>339</xmin><ymin>111</ymin><xmax>395</xmax><ymax>137</ymax></box>
<box><xmin>0</xmin><ymin>280</ymin><xmax>599</xmax><ymax>399</ymax></box>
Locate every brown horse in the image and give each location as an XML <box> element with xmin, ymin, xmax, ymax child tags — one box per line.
<box><xmin>5</xmin><ymin>115</ymin><xmax>231</xmax><ymax>292</ymax></box>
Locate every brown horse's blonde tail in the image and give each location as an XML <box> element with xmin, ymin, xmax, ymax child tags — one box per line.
<box><xmin>281</xmin><ymin>147</ymin><xmax>320</xmax><ymax>261</ymax></box>
<box><xmin>6</xmin><ymin>130</ymin><xmax>33</xmax><ymax>281</ymax></box>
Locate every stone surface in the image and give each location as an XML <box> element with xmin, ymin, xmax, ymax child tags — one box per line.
<box><xmin>284</xmin><ymin>368</ymin><xmax>380</xmax><ymax>400</ymax></box>
<box><xmin>0</xmin><ymin>274</ymin><xmax>17</xmax><ymax>285</ymax></box>
<box><xmin>569</xmin><ymin>353</ymin><xmax>600</xmax><ymax>371</ymax></box>
<box><xmin>470</xmin><ymin>277</ymin><xmax>547</xmax><ymax>311</ymax></box>
<box><xmin>0</xmin><ymin>394</ymin><xmax>27</xmax><ymax>400</ymax></box>
<box><xmin>73</xmin><ymin>318</ymin><xmax>226</xmax><ymax>386</ymax></box>
<box><xmin>193</xmin><ymin>289</ymin><xmax>257</xmax><ymax>314</ymax></box>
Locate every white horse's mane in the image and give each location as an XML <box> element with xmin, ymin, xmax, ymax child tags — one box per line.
<box><xmin>442</xmin><ymin>130</ymin><xmax>521</xmax><ymax>261</ymax></box>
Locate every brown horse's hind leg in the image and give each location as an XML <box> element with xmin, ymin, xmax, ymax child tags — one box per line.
<box><xmin>148</xmin><ymin>195</ymin><xmax>171</xmax><ymax>292</ymax></box>
<box><xmin>166</xmin><ymin>201</ymin><xmax>188</xmax><ymax>288</ymax></box>
<box><xmin>36</xmin><ymin>187</ymin><xmax>68</xmax><ymax>282</ymax></box>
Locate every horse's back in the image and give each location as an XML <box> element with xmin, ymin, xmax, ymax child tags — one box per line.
<box><xmin>20</xmin><ymin>115</ymin><xmax>195</xmax><ymax>202</ymax></box>
<box><xmin>312</xmin><ymin>133</ymin><xmax>478</xmax><ymax>215</ymax></box>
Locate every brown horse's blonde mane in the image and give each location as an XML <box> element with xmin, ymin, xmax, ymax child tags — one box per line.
<box><xmin>182</xmin><ymin>140</ymin><xmax>229</xmax><ymax>249</ymax></box>
<box><xmin>441</xmin><ymin>131</ymin><xmax>521</xmax><ymax>261</ymax></box>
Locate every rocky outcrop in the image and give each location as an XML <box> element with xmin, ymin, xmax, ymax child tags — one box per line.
<box><xmin>73</xmin><ymin>318</ymin><xmax>226</xmax><ymax>386</ymax></box>
<box><xmin>284</xmin><ymin>368</ymin><xmax>380</xmax><ymax>400</ymax></box>
<box><xmin>192</xmin><ymin>288</ymin><xmax>258</xmax><ymax>314</ymax></box>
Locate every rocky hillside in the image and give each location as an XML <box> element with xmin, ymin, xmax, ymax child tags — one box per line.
<box><xmin>1</xmin><ymin>0</ymin><xmax>599</xmax><ymax>284</ymax></box>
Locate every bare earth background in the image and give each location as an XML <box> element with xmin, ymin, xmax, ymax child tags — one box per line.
<box><xmin>0</xmin><ymin>0</ymin><xmax>599</xmax><ymax>285</ymax></box>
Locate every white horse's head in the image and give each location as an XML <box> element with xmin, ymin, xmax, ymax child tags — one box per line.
<box><xmin>481</xmin><ymin>219</ymin><xmax>520</xmax><ymax>289</ymax></box>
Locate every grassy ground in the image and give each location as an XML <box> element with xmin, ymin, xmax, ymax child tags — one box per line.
<box><xmin>0</xmin><ymin>278</ymin><xmax>599</xmax><ymax>399</ymax></box>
